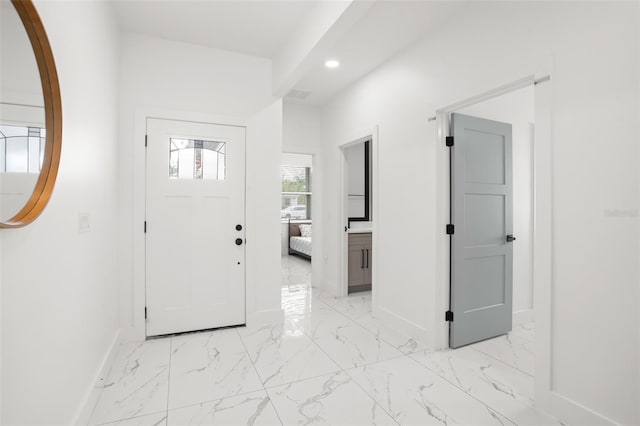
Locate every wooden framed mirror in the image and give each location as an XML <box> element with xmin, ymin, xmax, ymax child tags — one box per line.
<box><xmin>0</xmin><ymin>0</ymin><xmax>61</xmax><ymax>228</ymax></box>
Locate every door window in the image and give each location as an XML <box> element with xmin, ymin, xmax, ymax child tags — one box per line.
<box><xmin>169</xmin><ymin>138</ymin><xmax>226</xmax><ymax>180</ymax></box>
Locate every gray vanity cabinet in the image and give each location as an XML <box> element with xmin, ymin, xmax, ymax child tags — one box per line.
<box><xmin>348</xmin><ymin>232</ymin><xmax>372</xmax><ymax>292</ymax></box>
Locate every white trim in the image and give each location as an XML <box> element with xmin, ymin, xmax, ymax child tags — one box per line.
<box><xmin>433</xmin><ymin>108</ymin><xmax>450</xmax><ymax>351</ymax></box>
<box><xmin>71</xmin><ymin>329</ymin><xmax>121</xmax><ymax>426</ymax></box>
<box><xmin>438</xmin><ymin>75</ymin><xmax>535</xmax><ymax>113</ymax></box>
<box><xmin>513</xmin><ymin>308</ymin><xmax>534</xmax><ymax>326</ymax></box>
<box><xmin>531</xmin><ymin>60</ymin><xmax>553</xmax><ymax>414</ymax></box>
<box><xmin>433</xmin><ymin>108</ymin><xmax>451</xmax><ymax>351</ymax></box>
<box><xmin>339</xmin><ymin>148</ymin><xmax>348</xmax><ymax>297</ymax></box>
<box><xmin>433</xmin><ymin>66</ymin><xmax>554</xmax><ymax>416</ymax></box>
<box><xmin>375</xmin><ymin>306</ymin><xmax>430</xmax><ymax>346</ymax></box>
<box><xmin>130</xmin><ymin>106</ymin><xmax>249</xmax><ymax>342</ymax></box>
<box><xmin>247</xmin><ymin>308</ymin><xmax>285</xmax><ymax>327</ymax></box>
<box><xmin>549</xmin><ymin>392</ymin><xmax>618</xmax><ymax>426</ymax></box>
<box><xmin>337</xmin><ymin>127</ymin><xmax>379</xmax><ymax>310</ymax></box>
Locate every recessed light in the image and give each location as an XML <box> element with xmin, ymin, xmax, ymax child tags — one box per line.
<box><xmin>325</xmin><ymin>60</ymin><xmax>340</xmax><ymax>69</ymax></box>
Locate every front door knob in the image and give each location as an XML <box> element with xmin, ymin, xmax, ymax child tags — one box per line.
<box><xmin>236</xmin><ymin>224</ymin><xmax>243</xmax><ymax>231</ymax></box>
<box><xmin>506</xmin><ymin>235</ymin><xmax>516</xmax><ymax>242</ymax></box>
<box><xmin>235</xmin><ymin>238</ymin><xmax>243</xmax><ymax>246</ymax></box>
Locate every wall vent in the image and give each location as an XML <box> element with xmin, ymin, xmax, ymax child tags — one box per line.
<box><xmin>285</xmin><ymin>89</ymin><xmax>311</xmax><ymax>100</ymax></box>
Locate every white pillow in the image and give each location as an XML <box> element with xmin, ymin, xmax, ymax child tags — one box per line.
<box><xmin>299</xmin><ymin>224</ymin><xmax>312</xmax><ymax>237</ymax></box>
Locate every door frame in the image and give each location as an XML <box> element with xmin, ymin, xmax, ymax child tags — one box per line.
<box><xmin>433</xmin><ymin>71</ymin><xmax>554</xmax><ymax>411</ymax></box>
<box><xmin>129</xmin><ymin>107</ymin><xmax>248</xmax><ymax>341</ymax></box>
<box><xmin>338</xmin><ymin>126</ymin><xmax>379</xmax><ymax>306</ymax></box>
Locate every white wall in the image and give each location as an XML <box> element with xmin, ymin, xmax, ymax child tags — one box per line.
<box><xmin>0</xmin><ymin>1</ymin><xmax>42</xmax><ymax>106</ymax></box>
<box><xmin>118</xmin><ymin>33</ymin><xmax>282</xmax><ymax>336</ymax></box>
<box><xmin>0</xmin><ymin>173</ymin><xmax>39</xmax><ymax>219</ymax></box>
<box><xmin>283</xmin><ymin>101</ymin><xmax>322</xmax><ymax>154</ymax></box>
<box><xmin>282</xmin><ymin>101</ymin><xmax>323</xmax><ymax>284</ymax></box>
<box><xmin>318</xmin><ymin>2</ymin><xmax>638</xmax><ymax>424</ymax></box>
<box><xmin>458</xmin><ymin>86</ymin><xmax>534</xmax><ymax>322</ymax></box>
<box><xmin>1</xmin><ymin>1</ymin><xmax>121</xmax><ymax>424</ymax></box>
<box><xmin>247</xmin><ymin>99</ymin><xmax>283</xmax><ymax>321</ymax></box>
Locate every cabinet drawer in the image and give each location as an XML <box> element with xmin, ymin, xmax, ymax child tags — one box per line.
<box><xmin>348</xmin><ymin>232</ymin><xmax>372</xmax><ymax>245</ymax></box>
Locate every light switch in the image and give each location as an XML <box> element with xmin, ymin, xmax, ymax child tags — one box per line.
<box><xmin>79</xmin><ymin>212</ymin><xmax>90</xmax><ymax>234</ymax></box>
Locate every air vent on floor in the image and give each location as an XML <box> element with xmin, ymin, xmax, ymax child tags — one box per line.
<box><xmin>285</xmin><ymin>89</ymin><xmax>312</xmax><ymax>100</ymax></box>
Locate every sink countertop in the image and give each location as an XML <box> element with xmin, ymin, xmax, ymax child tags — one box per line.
<box><xmin>348</xmin><ymin>228</ymin><xmax>372</xmax><ymax>234</ymax></box>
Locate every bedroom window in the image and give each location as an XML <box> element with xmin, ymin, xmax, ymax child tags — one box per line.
<box><xmin>281</xmin><ymin>164</ymin><xmax>311</xmax><ymax>221</ymax></box>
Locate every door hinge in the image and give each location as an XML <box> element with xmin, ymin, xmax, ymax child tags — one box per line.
<box><xmin>144</xmin><ymin>221</ymin><xmax>147</xmax><ymax>233</ymax></box>
<box><xmin>145</xmin><ymin>307</ymin><xmax>147</xmax><ymax>319</ymax></box>
<box><xmin>446</xmin><ymin>224</ymin><xmax>454</xmax><ymax>235</ymax></box>
<box><xmin>445</xmin><ymin>310</ymin><xmax>454</xmax><ymax>322</ymax></box>
<box><xmin>145</xmin><ymin>134</ymin><xmax>148</xmax><ymax>147</ymax></box>
<box><xmin>445</xmin><ymin>136</ymin><xmax>454</xmax><ymax>147</ymax></box>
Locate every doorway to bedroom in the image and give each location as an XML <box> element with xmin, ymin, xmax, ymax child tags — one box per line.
<box><xmin>281</xmin><ymin>153</ymin><xmax>313</xmax><ymax>291</ymax></box>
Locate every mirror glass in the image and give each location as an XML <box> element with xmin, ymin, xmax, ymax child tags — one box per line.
<box><xmin>0</xmin><ymin>0</ymin><xmax>60</xmax><ymax>226</ymax></box>
<box><xmin>346</xmin><ymin>140</ymin><xmax>370</xmax><ymax>221</ymax></box>
<box><xmin>0</xmin><ymin>0</ymin><xmax>45</xmax><ymax>222</ymax></box>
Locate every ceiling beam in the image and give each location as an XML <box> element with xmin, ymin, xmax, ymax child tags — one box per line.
<box><xmin>271</xmin><ymin>0</ymin><xmax>375</xmax><ymax>98</ymax></box>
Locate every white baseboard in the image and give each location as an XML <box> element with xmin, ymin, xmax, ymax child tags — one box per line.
<box><xmin>513</xmin><ymin>308</ymin><xmax>535</xmax><ymax>326</ymax></box>
<box><xmin>247</xmin><ymin>308</ymin><xmax>284</xmax><ymax>327</ymax></box>
<box><xmin>119</xmin><ymin>325</ymin><xmax>145</xmax><ymax>343</ymax></box>
<box><xmin>316</xmin><ymin>280</ymin><xmax>342</xmax><ymax>298</ymax></box>
<box><xmin>374</xmin><ymin>306</ymin><xmax>432</xmax><ymax>349</ymax></box>
<box><xmin>72</xmin><ymin>328</ymin><xmax>122</xmax><ymax>426</ymax></box>
<box><xmin>549</xmin><ymin>391</ymin><xmax>618</xmax><ymax>426</ymax></box>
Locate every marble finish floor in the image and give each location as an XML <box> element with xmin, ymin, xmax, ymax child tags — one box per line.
<box><xmin>87</xmin><ymin>256</ymin><xmax>562</xmax><ymax>425</ymax></box>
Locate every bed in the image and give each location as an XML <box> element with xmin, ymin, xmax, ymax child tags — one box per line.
<box><xmin>288</xmin><ymin>219</ymin><xmax>312</xmax><ymax>260</ymax></box>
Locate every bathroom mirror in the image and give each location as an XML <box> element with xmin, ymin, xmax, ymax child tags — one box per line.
<box><xmin>0</xmin><ymin>0</ymin><xmax>61</xmax><ymax>228</ymax></box>
<box><xmin>346</xmin><ymin>140</ymin><xmax>370</xmax><ymax>222</ymax></box>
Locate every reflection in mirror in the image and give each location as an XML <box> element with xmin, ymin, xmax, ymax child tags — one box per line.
<box><xmin>0</xmin><ymin>0</ymin><xmax>45</xmax><ymax>222</ymax></box>
<box><xmin>346</xmin><ymin>140</ymin><xmax>370</xmax><ymax>222</ymax></box>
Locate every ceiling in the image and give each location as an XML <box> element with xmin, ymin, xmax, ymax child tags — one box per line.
<box><xmin>112</xmin><ymin>0</ymin><xmax>317</xmax><ymax>58</ymax></box>
<box><xmin>289</xmin><ymin>1</ymin><xmax>462</xmax><ymax>105</ymax></box>
<box><xmin>112</xmin><ymin>1</ymin><xmax>461</xmax><ymax>106</ymax></box>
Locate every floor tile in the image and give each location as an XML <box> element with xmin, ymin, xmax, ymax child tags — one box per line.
<box><xmin>90</xmin><ymin>340</ymin><xmax>170</xmax><ymax>425</ymax></box>
<box><xmin>471</xmin><ymin>334</ymin><xmax>535</xmax><ymax>376</ymax></box>
<box><xmin>281</xmin><ymin>255</ymin><xmax>312</xmax><ymax>287</ymax></box>
<box><xmin>319</xmin><ymin>291</ymin><xmax>372</xmax><ymax>322</ymax></box>
<box><xmin>355</xmin><ymin>313</ymin><xmax>430</xmax><ymax>354</ymax></box>
<box><xmin>167</xmin><ymin>390</ymin><xmax>281</xmax><ymax>425</ymax></box>
<box><xmin>281</xmin><ymin>284</ymin><xmax>329</xmax><ymax>334</ymax></box>
<box><xmin>267</xmin><ymin>371</ymin><xmax>396</xmax><ymax>425</ymax></box>
<box><xmin>411</xmin><ymin>347</ymin><xmax>562</xmax><ymax>425</ymax></box>
<box><xmin>510</xmin><ymin>322</ymin><xmax>535</xmax><ymax>343</ymax></box>
<box><xmin>90</xmin><ymin>258</ymin><xmax>552</xmax><ymax>426</ymax></box>
<box><xmin>346</xmin><ymin>356</ymin><xmax>515</xmax><ymax>426</ymax></box>
<box><xmin>238</xmin><ymin>321</ymin><xmax>341</xmax><ymax>388</ymax></box>
<box><xmin>100</xmin><ymin>412</ymin><xmax>168</xmax><ymax>426</ymax></box>
<box><xmin>168</xmin><ymin>329</ymin><xmax>263</xmax><ymax>410</ymax></box>
<box><xmin>305</xmin><ymin>311</ymin><xmax>403</xmax><ymax>369</ymax></box>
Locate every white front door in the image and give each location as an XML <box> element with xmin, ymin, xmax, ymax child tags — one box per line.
<box><xmin>145</xmin><ymin>118</ymin><xmax>246</xmax><ymax>336</ymax></box>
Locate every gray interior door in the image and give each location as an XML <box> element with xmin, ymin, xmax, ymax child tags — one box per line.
<box><xmin>450</xmin><ymin>113</ymin><xmax>513</xmax><ymax>348</ymax></box>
